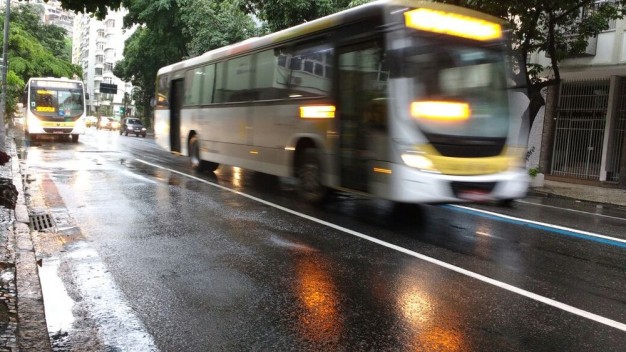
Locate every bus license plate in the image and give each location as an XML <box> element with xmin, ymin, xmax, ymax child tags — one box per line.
<box><xmin>458</xmin><ymin>190</ymin><xmax>491</xmax><ymax>201</ymax></box>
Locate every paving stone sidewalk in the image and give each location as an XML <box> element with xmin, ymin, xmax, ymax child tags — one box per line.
<box><xmin>0</xmin><ymin>131</ymin><xmax>50</xmax><ymax>352</ymax></box>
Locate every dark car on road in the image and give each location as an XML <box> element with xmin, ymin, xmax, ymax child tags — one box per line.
<box><xmin>120</xmin><ymin>118</ymin><xmax>147</xmax><ymax>137</ymax></box>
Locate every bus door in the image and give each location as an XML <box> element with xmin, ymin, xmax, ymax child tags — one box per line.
<box><xmin>337</xmin><ymin>41</ymin><xmax>389</xmax><ymax>192</ymax></box>
<box><xmin>170</xmin><ymin>79</ymin><xmax>184</xmax><ymax>153</ymax></box>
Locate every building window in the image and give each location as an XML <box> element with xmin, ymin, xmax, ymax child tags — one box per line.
<box><xmin>96</xmin><ymin>55</ymin><xmax>104</xmax><ymax>64</ymax></box>
<box><xmin>97</xmin><ymin>29</ymin><xmax>105</xmax><ymax>38</ymax></box>
<box><xmin>95</xmin><ymin>68</ymin><xmax>103</xmax><ymax>76</ymax></box>
<box><xmin>104</xmin><ymin>63</ymin><xmax>113</xmax><ymax>72</ymax></box>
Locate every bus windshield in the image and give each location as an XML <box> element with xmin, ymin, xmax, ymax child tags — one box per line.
<box><xmin>395</xmin><ymin>38</ymin><xmax>510</xmax><ymax>138</ymax></box>
<box><xmin>30</xmin><ymin>87</ymin><xmax>84</xmax><ymax>120</ymax></box>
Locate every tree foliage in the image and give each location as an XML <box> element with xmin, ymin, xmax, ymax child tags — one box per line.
<box><xmin>28</xmin><ymin>0</ymin><xmax>122</xmax><ymax>20</ymax></box>
<box><xmin>113</xmin><ymin>27</ymin><xmax>181</xmax><ymax>125</ymax></box>
<box><xmin>239</xmin><ymin>0</ymin><xmax>355</xmax><ymax>32</ymax></box>
<box><xmin>179</xmin><ymin>0</ymin><xmax>257</xmax><ymax>57</ymax></box>
<box><xmin>111</xmin><ymin>0</ymin><xmax>258</xmax><ymax>124</ymax></box>
<box><xmin>1</xmin><ymin>5</ymin><xmax>81</xmax><ymax>118</ymax></box>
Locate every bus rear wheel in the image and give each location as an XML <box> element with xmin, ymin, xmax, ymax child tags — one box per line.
<box><xmin>296</xmin><ymin>148</ymin><xmax>328</xmax><ymax>204</ymax></box>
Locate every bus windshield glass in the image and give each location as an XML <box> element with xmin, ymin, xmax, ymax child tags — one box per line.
<box><xmin>29</xmin><ymin>82</ymin><xmax>84</xmax><ymax>120</ymax></box>
<box><xmin>396</xmin><ymin>38</ymin><xmax>509</xmax><ymax>138</ymax></box>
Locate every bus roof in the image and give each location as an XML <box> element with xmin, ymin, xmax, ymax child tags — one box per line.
<box><xmin>27</xmin><ymin>77</ymin><xmax>83</xmax><ymax>84</ymax></box>
<box><xmin>157</xmin><ymin>0</ymin><xmax>505</xmax><ymax>76</ymax></box>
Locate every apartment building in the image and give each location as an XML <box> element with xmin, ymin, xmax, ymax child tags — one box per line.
<box><xmin>528</xmin><ymin>16</ymin><xmax>626</xmax><ymax>187</ymax></box>
<box><xmin>10</xmin><ymin>0</ymin><xmax>74</xmax><ymax>36</ymax></box>
<box><xmin>72</xmin><ymin>9</ymin><xmax>134</xmax><ymax>119</ymax></box>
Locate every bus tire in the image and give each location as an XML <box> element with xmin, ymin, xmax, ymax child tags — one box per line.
<box><xmin>71</xmin><ymin>134</ymin><xmax>79</xmax><ymax>143</ymax></box>
<box><xmin>189</xmin><ymin>135</ymin><xmax>202</xmax><ymax>170</ymax></box>
<box><xmin>296</xmin><ymin>148</ymin><xmax>328</xmax><ymax>204</ymax></box>
<box><xmin>497</xmin><ymin>198</ymin><xmax>515</xmax><ymax>208</ymax></box>
<box><xmin>203</xmin><ymin>161</ymin><xmax>219</xmax><ymax>172</ymax></box>
<box><xmin>189</xmin><ymin>135</ymin><xmax>219</xmax><ymax>172</ymax></box>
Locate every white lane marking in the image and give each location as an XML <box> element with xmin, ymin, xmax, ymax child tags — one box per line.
<box><xmin>517</xmin><ymin>199</ymin><xmax>626</xmax><ymax>222</ymax></box>
<box><xmin>136</xmin><ymin>159</ymin><xmax>626</xmax><ymax>332</ymax></box>
<box><xmin>39</xmin><ymin>257</ymin><xmax>75</xmax><ymax>334</ymax></box>
<box><xmin>452</xmin><ymin>205</ymin><xmax>626</xmax><ymax>245</ymax></box>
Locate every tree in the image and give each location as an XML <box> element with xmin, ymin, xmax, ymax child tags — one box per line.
<box><xmin>29</xmin><ymin>0</ymin><xmax>122</xmax><ymax>20</ymax></box>
<box><xmin>240</xmin><ymin>0</ymin><xmax>355</xmax><ymax>32</ymax></box>
<box><xmin>1</xmin><ymin>5</ymin><xmax>81</xmax><ymax>118</ymax></box>
<box><xmin>113</xmin><ymin>0</ymin><xmax>258</xmax><ymax>126</ymax></box>
<box><xmin>114</xmin><ymin>27</ymin><xmax>179</xmax><ymax>126</ymax></box>
<box><xmin>178</xmin><ymin>0</ymin><xmax>257</xmax><ymax>57</ymax></box>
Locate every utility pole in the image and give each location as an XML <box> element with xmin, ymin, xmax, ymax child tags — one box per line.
<box><xmin>0</xmin><ymin>0</ymin><xmax>9</xmax><ymax>152</ymax></box>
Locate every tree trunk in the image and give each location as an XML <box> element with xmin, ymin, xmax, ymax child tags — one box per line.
<box><xmin>539</xmin><ymin>84</ymin><xmax>559</xmax><ymax>175</ymax></box>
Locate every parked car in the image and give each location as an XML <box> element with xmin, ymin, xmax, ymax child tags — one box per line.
<box><xmin>120</xmin><ymin>118</ymin><xmax>147</xmax><ymax>137</ymax></box>
<box><xmin>98</xmin><ymin>117</ymin><xmax>120</xmax><ymax>131</ymax></box>
<box><xmin>85</xmin><ymin>115</ymin><xmax>97</xmax><ymax>127</ymax></box>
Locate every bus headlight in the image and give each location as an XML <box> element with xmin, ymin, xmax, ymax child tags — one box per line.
<box><xmin>401</xmin><ymin>152</ymin><xmax>438</xmax><ymax>173</ymax></box>
<box><xmin>27</xmin><ymin>115</ymin><xmax>43</xmax><ymax>128</ymax></box>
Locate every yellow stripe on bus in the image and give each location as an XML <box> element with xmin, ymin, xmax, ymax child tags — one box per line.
<box><xmin>41</xmin><ymin>121</ymin><xmax>75</xmax><ymax>127</ymax></box>
<box><xmin>421</xmin><ymin>145</ymin><xmax>510</xmax><ymax>175</ymax></box>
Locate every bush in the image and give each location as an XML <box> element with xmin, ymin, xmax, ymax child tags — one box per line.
<box><xmin>528</xmin><ymin>167</ymin><xmax>539</xmax><ymax>177</ymax></box>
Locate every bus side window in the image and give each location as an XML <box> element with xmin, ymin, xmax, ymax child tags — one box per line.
<box><xmin>214</xmin><ymin>61</ymin><xmax>227</xmax><ymax>103</ymax></box>
<box><xmin>276</xmin><ymin>43</ymin><xmax>333</xmax><ymax>99</ymax></box>
<box><xmin>156</xmin><ymin>75</ymin><xmax>170</xmax><ymax>108</ymax></box>
<box><xmin>184</xmin><ymin>68</ymin><xmax>203</xmax><ymax>106</ymax></box>
<box><xmin>254</xmin><ymin>49</ymin><xmax>281</xmax><ymax>100</ymax></box>
<box><xmin>201</xmin><ymin>64</ymin><xmax>215</xmax><ymax>104</ymax></box>
<box><xmin>224</xmin><ymin>55</ymin><xmax>253</xmax><ymax>103</ymax></box>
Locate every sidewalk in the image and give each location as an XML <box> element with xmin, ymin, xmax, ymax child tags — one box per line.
<box><xmin>529</xmin><ymin>179</ymin><xmax>626</xmax><ymax>208</ymax></box>
<box><xmin>0</xmin><ymin>131</ymin><xmax>51</xmax><ymax>351</ymax></box>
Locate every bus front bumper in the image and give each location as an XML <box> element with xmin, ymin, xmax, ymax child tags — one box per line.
<box><xmin>371</xmin><ymin>163</ymin><xmax>530</xmax><ymax>204</ymax></box>
<box><xmin>28</xmin><ymin>121</ymin><xmax>86</xmax><ymax>135</ymax></box>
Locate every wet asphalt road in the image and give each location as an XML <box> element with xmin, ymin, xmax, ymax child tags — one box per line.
<box><xmin>20</xmin><ymin>128</ymin><xmax>626</xmax><ymax>351</ymax></box>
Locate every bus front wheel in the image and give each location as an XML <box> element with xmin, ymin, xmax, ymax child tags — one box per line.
<box><xmin>71</xmin><ymin>134</ymin><xmax>79</xmax><ymax>143</ymax></box>
<box><xmin>296</xmin><ymin>148</ymin><xmax>328</xmax><ymax>204</ymax></box>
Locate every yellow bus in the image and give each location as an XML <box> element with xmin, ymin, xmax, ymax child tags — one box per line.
<box><xmin>23</xmin><ymin>77</ymin><xmax>87</xmax><ymax>143</ymax></box>
<box><xmin>154</xmin><ymin>0</ymin><xmax>529</xmax><ymax>204</ymax></box>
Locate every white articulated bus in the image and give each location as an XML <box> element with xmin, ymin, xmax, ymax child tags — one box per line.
<box><xmin>154</xmin><ymin>0</ymin><xmax>529</xmax><ymax>204</ymax></box>
<box><xmin>23</xmin><ymin>77</ymin><xmax>86</xmax><ymax>143</ymax></box>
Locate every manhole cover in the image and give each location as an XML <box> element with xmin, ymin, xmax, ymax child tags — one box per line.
<box><xmin>29</xmin><ymin>214</ymin><xmax>55</xmax><ymax>231</ymax></box>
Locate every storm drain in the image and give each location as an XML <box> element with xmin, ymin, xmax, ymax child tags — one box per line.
<box><xmin>29</xmin><ymin>214</ymin><xmax>55</xmax><ymax>231</ymax></box>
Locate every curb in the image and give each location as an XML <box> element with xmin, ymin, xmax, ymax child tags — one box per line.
<box><xmin>5</xmin><ymin>133</ymin><xmax>51</xmax><ymax>351</ymax></box>
<box><xmin>526</xmin><ymin>187</ymin><xmax>626</xmax><ymax>209</ymax></box>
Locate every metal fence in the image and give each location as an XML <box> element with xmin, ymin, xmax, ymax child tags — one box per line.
<box><xmin>551</xmin><ymin>79</ymin><xmax>610</xmax><ymax>180</ymax></box>
<box><xmin>610</xmin><ymin>79</ymin><xmax>626</xmax><ymax>182</ymax></box>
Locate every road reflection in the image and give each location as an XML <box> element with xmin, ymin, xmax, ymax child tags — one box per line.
<box><xmin>293</xmin><ymin>253</ymin><xmax>342</xmax><ymax>343</ymax></box>
<box><xmin>396</xmin><ymin>275</ymin><xmax>466</xmax><ymax>351</ymax></box>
